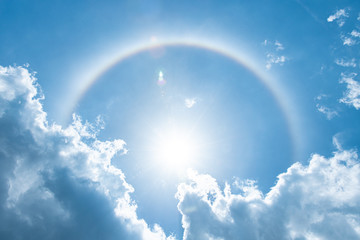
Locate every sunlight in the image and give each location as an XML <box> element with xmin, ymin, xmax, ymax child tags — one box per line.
<box><xmin>152</xmin><ymin>126</ymin><xmax>200</xmax><ymax>170</ymax></box>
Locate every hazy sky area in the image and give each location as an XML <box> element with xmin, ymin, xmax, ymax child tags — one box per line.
<box><xmin>1</xmin><ymin>0</ymin><xmax>360</xmax><ymax>239</ymax></box>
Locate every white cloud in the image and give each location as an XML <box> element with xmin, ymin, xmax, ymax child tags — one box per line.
<box><xmin>332</xmin><ymin>134</ymin><xmax>343</xmax><ymax>151</ymax></box>
<box><xmin>2</xmin><ymin>64</ymin><xmax>360</xmax><ymax>240</ymax></box>
<box><xmin>185</xmin><ymin>98</ymin><xmax>197</xmax><ymax>108</ymax></box>
<box><xmin>263</xmin><ymin>40</ymin><xmax>287</xmax><ymax>69</ymax></box>
<box><xmin>316</xmin><ymin>104</ymin><xmax>338</xmax><ymax>120</ymax></box>
<box><xmin>335</xmin><ymin>58</ymin><xmax>357</xmax><ymax>67</ymax></box>
<box><xmin>263</xmin><ymin>40</ymin><xmax>285</xmax><ymax>51</ymax></box>
<box><xmin>274</xmin><ymin>41</ymin><xmax>284</xmax><ymax>51</ymax></box>
<box><xmin>316</xmin><ymin>94</ymin><xmax>327</xmax><ymax>101</ymax></box>
<box><xmin>351</xmin><ymin>30</ymin><xmax>360</xmax><ymax>37</ymax></box>
<box><xmin>327</xmin><ymin>9</ymin><xmax>347</xmax><ymax>22</ymax></box>
<box><xmin>315</xmin><ymin>95</ymin><xmax>338</xmax><ymax>119</ymax></box>
<box><xmin>266</xmin><ymin>54</ymin><xmax>287</xmax><ymax>70</ymax></box>
<box><xmin>339</xmin><ymin>30</ymin><xmax>360</xmax><ymax>46</ymax></box>
<box><xmin>0</xmin><ymin>65</ymin><xmax>174</xmax><ymax>240</ymax></box>
<box><xmin>176</xmin><ymin>150</ymin><xmax>360</xmax><ymax>240</ymax></box>
<box><xmin>327</xmin><ymin>9</ymin><xmax>349</xmax><ymax>27</ymax></box>
<box><xmin>340</xmin><ymin>73</ymin><xmax>360</xmax><ymax>109</ymax></box>
<box><xmin>342</xmin><ymin>36</ymin><xmax>356</xmax><ymax>46</ymax></box>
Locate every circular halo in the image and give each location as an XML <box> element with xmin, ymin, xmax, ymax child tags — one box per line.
<box><xmin>66</xmin><ymin>37</ymin><xmax>301</xmax><ymax>162</ymax></box>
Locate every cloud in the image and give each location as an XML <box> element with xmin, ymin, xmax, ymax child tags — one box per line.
<box><xmin>342</xmin><ymin>36</ymin><xmax>357</xmax><ymax>46</ymax></box>
<box><xmin>351</xmin><ymin>30</ymin><xmax>360</xmax><ymax>38</ymax></box>
<box><xmin>263</xmin><ymin>40</ymin><xmax>287</xmax><ymax>69</ymax></box>
<box><xmin>316</xmin><ymin>94</ymin><xmax>327</xmax><ymax>101</ymax></box>
<box><xmin>263</xmin><ymin>40</ymin><xmax>285</xmax><ymax>51</ymax></box>
<box><xmin>176</xmin><ymin>150</ymin><xmax>360</xmax><ymax>240</ymax></box>
<box><xmin>0</xmin><ymin>65</ymin><xmax>174</xmax><ymax>240</ymax></box>
<box><xmin>2</xmin><ymin>64</ymin><xmax>360</xmax><ymax>240</ymax></box>
<box><xmin>266</xmin><ymin>54</ymin><xmax>287</xmax><ymax>70</ymax></box>
<box><xmin>332</xmin><ymin>134</ymin><xmax>344</xmax><ymax>151</ymax></box>
<box><xmin>340</xmin><ymin>73</ymin><xmax>360</xmax><ymax>110</ymax></box>
<box><xmin>335</xmin><ymin>58</ymin><xmax>357</xmax><ymax>67</ymax></box>
<box><xmin>315</xmin><ymin>94</ymin><xmax>338</xmax><ymax>120</ymax></box>
<box><xmin>274</xmin><ymin>41</ymin><xmax>284</xmax><ymax>51</ymax></box>
<box><xmin>316</xmin><ymin>104</ymin><xmax>338</xmax><ymax>120</ymax></box>
<box><xmin>327</xmin><ymin>9</ymin><xmax>349</xmax><ymax>27</ymax></box>
<box><xmin>185</xmin><ymin>98</ymin><xmax>197</xmax><ymax>108</ymax></box>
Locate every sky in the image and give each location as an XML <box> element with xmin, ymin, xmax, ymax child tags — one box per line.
<box><xmin>1</xmin><ymin>0</ymin><xmax>360</xmax><ymax>239</ymax></box>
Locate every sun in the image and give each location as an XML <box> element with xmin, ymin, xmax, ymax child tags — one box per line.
<box><xmin>151</xmin><ymin>125</ymin><xmax>202</xmax><ymax>172</ymax></box>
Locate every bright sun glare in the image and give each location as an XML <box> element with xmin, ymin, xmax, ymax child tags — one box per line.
<box><xmin>152</xmin><ymin>127</ymin><xmax>201</xmax><ymax>171</ymax></box>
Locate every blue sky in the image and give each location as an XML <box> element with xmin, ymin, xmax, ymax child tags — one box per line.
<box><xmin>1</xmin><ymin>0</ymin><xmax>360</xmax><ymax>239</ymax></box>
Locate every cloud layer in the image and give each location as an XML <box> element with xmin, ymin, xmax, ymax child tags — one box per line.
<box><xmin>1</xmin><ymin>65</ymin><xmax>360</xmax><ymax>240</ymax></box>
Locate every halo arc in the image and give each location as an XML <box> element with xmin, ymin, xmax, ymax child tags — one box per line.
<box><xmin>68</xmin><ymin>37</ymin><xmax>301</xmax><ymax>161</ymax></box>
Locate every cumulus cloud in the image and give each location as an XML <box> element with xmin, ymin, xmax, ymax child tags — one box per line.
<box><xmin>176</xmin><ymin>150</ymin><xmax>360</xmax><ymax>240</ymax></box>
<box><xmin>335</xmin><ymin>58</ymin><xmax>357</xmax><ymax>67</ymax></box>
<box><xmin>339</xmin><ymin>73</ymin><xmax>360</xmax><ymax>109</ymax></box>
<box><xmin>0</xmin><ymin>65</ymin><xmax>174</xmax><ymax>240</ymax></box>
<box><xmin>327</xmin><ymin>9</ymin><xmax>349</xmax><ymax>27</ymax></box>
<box><xmin>2</xmin><ymin>64</ymin><xmax>360</xmax><ymax>240</ymax></box>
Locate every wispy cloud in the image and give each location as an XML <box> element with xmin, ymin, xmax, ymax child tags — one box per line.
<box><xmin>266</xmin><ymin>54</ymin><xmax>287</xmax><ymax>70</ymax></box>
<box><xmin>294</xmin><ymin>0</ymin><xmax>323</xmax><ymax>25</ymax></box>
<box><xmin>340</xmin><ymin>73</ymin><xmax>360</xmax><ymax>109</ymax></box>
<box><xmin>332</xmin><ymin>134</ymin><xmax>344</xmax><ymax>151</ymax></box>
<box><xmin>335</xmin><ymin>58</ymin><xmax>357</xmax><ymax>67</ymax></box>
<box><xmin>342</xmin><ymin>35</ymin><xmax>357</xmax><ymax>46</ymax></box>
<box><xmin>263</xmin><ymin>40</ymin><xmax>285</xmax><ymax>51</ymax></box>
<box><xmin>351</xmin><ymin>30</ymin><xmax>360</xmax><ymax>37</ymax></box>
<box><xmin>327</xmin><ymin>9</ymin><xmax>349</xmax><ymax>27</ymax></box>
<box><xmin>185</xmin><ymin>98</ymin><xmax>197</xmax><ymax>108</ymax></box>
<box><xmin>177</xmin><ymin>150</ymin><xmax>360</xmax><ymax>239</ymax></box>
<box><xmin>263</xmin><ymin>40</ymin><xmax>287</xmax><ymax>69</ymax></box>
<box><xmin>316</xmin><ymin>94</ymin><xmax>327</xmax><ymax>101</ymax></box>
<box><xmin>315</xmin><ymin>94</ymin><xmax>339</xmax><ymax>119</ymax></box>
<box><xmin>316</xmin><ymin>104</ymin><xmax>339</xmax><ymax>119</ymax></box>
<box><xmin>274</xmin><ymin>41</ymin><xmax>284</xmax><ymax>51</ymax></box>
